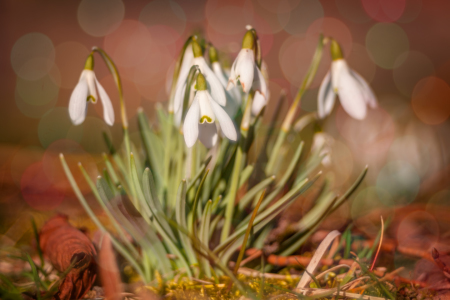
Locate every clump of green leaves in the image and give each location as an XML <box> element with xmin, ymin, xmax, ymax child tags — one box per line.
<box><xmin>59</xmin><ymin>33</ymin><xmax>367</xmax><ymax>291</ymax></box>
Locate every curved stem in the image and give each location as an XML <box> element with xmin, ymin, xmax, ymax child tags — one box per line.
<box><xmin>91</xmin><ymin>47</ymin><xmax>135</xmax><ymax>199</ymax></box>
<box><xmin>266</xmin><ymin>35</ymin><xmax>326</xmax><ymax>174</ymax></box>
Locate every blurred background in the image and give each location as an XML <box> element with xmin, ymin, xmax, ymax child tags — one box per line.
<box><xmin>1</xmin><ymin>0</ymin><xmax>449</xmax><ymax>266</ymax></box>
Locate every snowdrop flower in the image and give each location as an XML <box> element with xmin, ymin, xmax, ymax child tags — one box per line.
<box><xmin>183</xmin><ymin>73</ymin><xmax>237</xmax><ymax>148</ymax></box>
<box><xmin>69</xmin><ymin>54</ymin><xmax>114</xmax><ymax>126</ymax></box>
<box><xmin>318</xmin><ymin>39</ymin><xmax>377</xmax><ymax>120</ymax></box>
<box><xmin>227</xmin><ymin>30</ymin><xmax>268</xmax><ymax>102</ymax></box>
<box><xmin>209</xmin><ymin>46</ymin><xmax>241</xmax><ymax>117</ymax></box>
<box><xmin>174</xmin><ymin>39</ymin><xmax>226</xmax><ymax>125</ymax></box>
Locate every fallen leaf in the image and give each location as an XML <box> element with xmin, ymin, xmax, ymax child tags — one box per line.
<box><xmin>39</xmin><ymin>214</ymin><xmax>96</xmax><ymax>300</ymax></box>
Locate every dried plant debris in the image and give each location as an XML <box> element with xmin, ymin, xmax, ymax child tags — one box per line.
<box><xmin>39</xmin><ymin>214</ymin><xmax>97</xmax><ymax>300</ymax></box>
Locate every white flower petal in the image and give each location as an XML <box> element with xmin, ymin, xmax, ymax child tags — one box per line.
<box><xmin>212</xmin><ymin>62</ymin><xmax>228</xmax><ymax>88</ymax></box>
<box><xmin>210</xmin><ymin>99</ymin><xmax>237</xmax><ymax>141</ymax></box>
<box><xmin>251</xmin><ymin>91</ymin><xmax>267</xmax><ymax>116</ymax></box>
<box><xmin>337</xmin><ymin>68</ymin><xmax>367</xmax><ymax>120</ymax></box>
<box><xmin>84</xmin><ymin>70</ymin><xmax>98</xmax><ymax>102</ymax></box>
<box><xmin>174</xmin><ymin>103</ymin><xmax>183</xmax><ymax>127</ymax></box>
<box><xmin>174</xmin><ymin>83</ymin><xmax>186</xmax><ymax>113</ymax></box>
<box><xmin>235</xmin><ymin>49</ymin><xmax>255</xmax><ymax>93</ymax></box>
<box><xmin>196</xmin><ymin>57</ymin><xmax>226</xmax><ymax>106</ymax></box>
<box><xmin>252</xmin><ymin>65</ymin><xmax>268</xmax><ymax>97</ymax></box>
<box><xmin>198</xmin><ymin>91</ymin><xmax>215</xmax><ymax>123</ymax></box>
<box><xmin>351</xmin><ymin>70</ymin><xmax>377</xmax><ymax>109</ymax></box>
<box><xmin>95</xmin><ymin>78</ymin><xmax>115</xmax><ymax>126</ymax></box>
<box><xmin>331</xmin><ymin>59</ymin><xmax>346</xmax><ymax>92</ymax></box>
<box><xmin>69</xmin><ymin>78</ymin><xmax>89</xmax><ymax>125</ymax></box>
<box><xmin>227</xmin><ymin>51</ymin><xmax>241</xmax><ymax>90</ymax></box>
<box><xmin>317</xmin><ymin>71</ymin><xmax>336</xmax><ymax>119</ymax></box>
<box><xmin>212</xmin><ymin>61</ymin><xmax>241</xmax><ymax>116</ymax></box>
<box><xmin>183</xmin><ymin>98</ymin><xmax>200</xmax><ymax>148</ymax></box>
<box><xmin>198</xmin><ymin>122</ymin><xmax>218</xmax><ymax>148</ymax></box>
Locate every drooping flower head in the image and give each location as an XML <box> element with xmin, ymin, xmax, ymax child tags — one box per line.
<box><xmin>318</xmin><ymin>39</ymin><xmax>377</xmax><ymax>120</ymax></box>
<box><xmin>68</xmin><ymin>54</ymin><xmax>114</xmax><ymax>126</ymax></box>
<box><xmin>208</xmin><ymin>45</ymin><xmax>242</xmax><ymax>118</ymax></box>
<box><xmin>174</xmin><ymin>38</ymin><xmax>226</xmax><ymax>125</ymax></box>
<box><xmin>183</xmin><ymin>72</ymin><xmax>237</xmax><ymax>148</ymax></box>
<box><xmin>227</xmin><ymin>28</ymin><xmax>268</xmax><ymax>115</ymax></box>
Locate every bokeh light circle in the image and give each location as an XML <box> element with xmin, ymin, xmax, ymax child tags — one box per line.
<box><xmin>257</xmin><ymin>0</ymin><xmax>301</xmax><ymax>14</ymax></box>
<box><xmin>21</xmin><ymin>162</ymin><xmax>64</xmax><ymax>211</ymax></box>
<box><xmin>176</xmin><ymin>0</ymin><xmax>206</xmax><ymax>22</ymax></box>
<box><xmin>351</xmin><ymin>186</ymin><xmax>394</xmax><ymax>236</ymax></box>
<box><xmin>16</xmin><ymin>70</ymin><xmax>60</xmax><ymax>106</ymax></box>
<box><xmin>77</xmin><ymin>0</ymin><xmax>124</xmax><ymax>37</ymax></box>
<box><xmin>38</xmin><ymin>107</ymin><xmax>74</xmax><ymax>148</ymax></box>
<box><xmin>55</xmin><ymin>42</ymin><xmax>90</xmax><ymax>89</ymax></box>
<box><xmin>335</xmin><ymin>0</ymin><xmax>371</xmax><ymax>23</ymax></box>
<box><xmin>139</xmin><ymin>0</ymin><xmax>186</xmax><ymax>45</ymax></box>
<box><xmin>396</xmin><ymin>211</ymin><xmax>439</xmax><ymax>251</ymax></box>
<box><xmin>279</xmin><ymin>36</ymin><xmax>316</xmax><ymax>87</ymax></box>
<box><xmin>10</xmin><ymin>146</ymin><xmax>43</xmax><ymax>187</ymax></box>
<box><xmin>397</xmin><ymin>0</ymin><xmax>423</xmax><ymax>23</ymax></box>
<box><xmin>376</xmin><ymin>160</ymin><xmax>420</xmax><ymax>206</ymax></box>
<box><xmin>411</xmin><ymin>76</ymin><xmax>450</xmax><ymax>125</ymax></box>
<box><xmin>11</xmin><ymin>32</ymin><xmax>55</xmax><ymax>80</ymax></box>
<box><xmin>74</xmin><ymin>117</ymin><xmax>113</xmax><ymax>154</ymax></box>
<box><xmin>388</xmin><ymin>135</ymin><xmax>434</xmax><ymax>177</ymax></box>
<box><xmin>336</xmin><ymin>106</ymin><xmax>396</xmax><ymax>162</ymax></box>
<box><xmin>104</xmin><ymin>20</ymin><xmax>153</xmax><ymax>68</ymax></box>
<box><xmin>347</xmin><ymin>43</ymin><xmax>377</xmax><ymax>83</ymax></box>
<box><xmin>207</xmin><ymin>5</ymin><xmax>252</xmax><ymax>36</ymax></box>
<box><xmin>361</xmin><ymin>0</ymin><xmax>406</xmax><ymax>22</ymax></box>
<box><xmin>427</xmin><ymin>189</ymin><xmax>450</xmax><ymax>232</ymax></box>
<box><xmin>393</xmin><ymin>51</ymin><xmax>434</xmax><ymax>97</ymax></box>
<box><xmin>328</xmin><ymin>139</ymin><xmax>353</xmax><ymax>187</ymax></box>
<box><xmin>281</xmin><ymin>0</ymin><xmax>323</xmax><ymax>36</ymax></box>
<box><xmin>366</xmin><ymin>23</ymin><xmax>409</xmax><ymax>69</ymax></box>
<box><xmin>42</xmin><ymin>139</ymin><xmax>97</xmax><ymax>193</ymax></box>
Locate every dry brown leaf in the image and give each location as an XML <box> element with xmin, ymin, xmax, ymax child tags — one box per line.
<box><xmin>39</xmin><ymin>214</ymin><xmax>96</xmax><ymax>300</ymax></box>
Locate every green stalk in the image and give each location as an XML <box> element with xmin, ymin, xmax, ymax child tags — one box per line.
<box><xmin>266</xmin><ymin>35</ymin><xmax>325</xmax><ymax>174</ymax></box>
<box><xmin>221</xmin><ymin>93</ymin><xmax>253</xmax><ymax>243</ymax></box>
<box><xmin>59</xmin><ymin>154</ymin><xmax>147</xmax><ymax>282</ymax></box>
<box><xmin>91</xmin><ymin>47</ymin><xmax>135</xmax><ymax>202</ymax></box>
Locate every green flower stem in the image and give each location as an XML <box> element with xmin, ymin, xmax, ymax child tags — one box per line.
<box><xmin>169</xmin><ymin>36</ymin><xmax>194</xmax><ymax>112</ymax></box>
<box><xmin>221</xmin><ymin>93</ymin><xmax>253</xmax><ymax>243</ymax></box>
<box><xmin>265</xmin><ymin>35</ymin><xmax>325</xmax><ymax>175</ymax></box>
<box><xmin>91</xmin><ymin>47</ymin><xmax>136</xmax><ymax>202</ymax></box>
<box><xmin>59</xmin><ymin>154</ymin><xmax>147</xmax><ymax>282</ymax></box>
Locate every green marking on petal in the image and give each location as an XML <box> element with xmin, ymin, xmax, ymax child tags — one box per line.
<box><xmin>87</xmin><ymin>95</ymin><xmax>96</xmax><ymax>103</ymax></box>
<box><xmin>200</xmin><ymin>115</ymin><xmax>213</xmax><ymax>123</ymax></box>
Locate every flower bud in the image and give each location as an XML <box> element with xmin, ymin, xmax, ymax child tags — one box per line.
<box><xmin>241</xmin><ymin>30</ymin><xmax>255</xmax><ymax>49</ymax></box>
<box><xmin>209</xmin><ymin>46</ymin><xmax>219</xmax><ymax>64</ymax></box>
<box><xmin>196</xmin><ymin>72</ymin><xmax>207</xmax><ymax>91</ymax></box>
<box><xmin>330</xmin><ymin>39</ymin><xmax>344</xmax><ymax>61</ymax></box>
<box><xmin>84</xmin><ymin>54</ymin><xmax>94</xmax><ymax>70</ymax></box>
<box><xmin>191</xmin><ymin>39</ymin><xmax>203</xmax><ymax>58</ymax></box>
